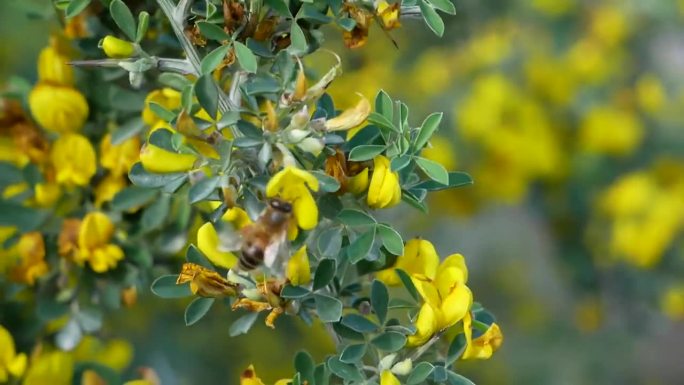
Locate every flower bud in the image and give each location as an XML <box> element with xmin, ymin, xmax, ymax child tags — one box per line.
<box><xmin>290</xmin><ymin>105</ymin><xmax>310</xmax><ymax>129</ymax></box>
<box><xmin>367</xmin><ymin>155</ymin><xmax>401</xmax><ymax>208</ymax></box>
<box><xmin>29</xmin><ymin>84</ymin><xmax>88</xmax><ymax>134</ymax></box>
<box><xmin>380</xmin><ymin>370</ymin><xmax>400</xmax><ymax>385</ymax></box>
<box><xmin>297</xmin><ymin>137</ymin><xmax>324</xmax><ymax>155</ymax></box>
<box><xmin>51</xmin><ymin>134</ymin><xmax>96</xmax><ymax>186</ymax></box>
<box><xmin>286</xmin><ymin>129</ymin><xmax>310</xmax><ymax>143</ymax></box>
<box><xmin>101</xmin><ymin>35</ymin><xmax>136</xmax><ymax>58</ymax></box>
<box><xmin>378</xmin><ymin>354</ymin><xmax>397</xmax><ymax>371</ymax></box>
<box><xmin>390</xmin><ymin>358</ymin><xmax>412</xmax><ymax>376</ymax></box>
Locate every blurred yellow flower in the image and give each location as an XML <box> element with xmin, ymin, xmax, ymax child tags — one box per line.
<box><xmin>409</xmin><ymin>253</ymin><xmax>472</xmax><ymax>346</ymax></box>
<box><xmin>380</xmin><ymin>369</ymin><xmax>400</xmax><ymax>385</ymax></box>
<box><xmin>100</xmin><ymin>133</ymin><xmax>141</xmax><ymax>176</ymax></box>
<box><xmin>0</xmin><ymin>324</ymin><xmax>27</xmax><ymax>382</ymax></box>
<box><xmin>95</xmin><ymin>174</ymin><xmax>127</xmax><ymax>207</ymax></box>
<box><xmin>530</xmin><ymin>0</ymin><xmax>575</xmax><ymax>16</ymax></box>
<box><xmin>266</xmin><ymin>167</ymin><xmax>319</xmax><ymax>230</ymax></box>
<box><xmin>37</xmin><ymin>44</ymin><xmax>74</xmax><ymax>86</ymax></box>
<box><xmin>579</xmin><ymin>106</ymin><xmax>643</xmax><ymax>157</ymax></box>
<box><xmin>421</xmin><ymin>135</ymin><xmax>457</xmax><ymax>171</ymax></box>
<box><xmin>286</xmin><ymin>246</ymin><xmax>311</xmax><ymax>286</ymax></box>
<box><xmin>239</xmin><ymin>365</ymin><xmax>291</xmax><ymax>385</ymax></box>
<box><xmin>74</xmin><ymin>212</ymin><xmax>125</xmax><ymax>273</ymax></box>
<box><xmin>29</xmin><ymin>84</ymin><xmax>89</xmax><ymax>133</ymax></box>
<box><xmin>51</xmin><ymin>133</ymin><xmax>97</xmax><ymax>186</ymax></box>
<box><xmin>142</xmin><ymin>88</ymin><xmax>181</xmax><ymax>125</ymax></box>
<box><xmin>462</xmin><ymin>313</ymin><xmax>504</xmax><ymax>360</ymax></box>
<box><xmin>635</xmin><ymin>74</ymin><xmax>666</xmax><ymax>114</ymax></box>
<box><xmin>367</xmin><ymin>155</ymin><xmax>401</xmax><ymax>209</ymax></box>
<box><xmin>72</xmin><ymin>336</ymin><xmax>134</xmax><ymax>372</ymax></box>
<box><xmin>101</xmin><ymin>35</ymin><xmax>136</xmax><ymax>58</ymax></box>
<box><xmin>661</xmin><ymin>285</ymin><xmax>684</xmax><ymax>321</ymax></box>
<box><xmin>590</xmin><ymin>5</ymin><xmax>629</xmax><ymax>47</ymax></box>
<box><xmin>34</xmin><ymin>182</ymin><xmax>61</xmax><ymax>207</ymax></box>
<box><xmin>23</xmin><ymin>351</ymin><xmax>73</xmax><ymax>385</ymax></box>
<box><xmin>377</xmin><ymin>239</ymin><xmax>440</xmax><ymax>286</ymax></box>
<box><xmin>10</xmin><ymin>232</ymin><xmax>49</xmax><ymax>285</ymax></box>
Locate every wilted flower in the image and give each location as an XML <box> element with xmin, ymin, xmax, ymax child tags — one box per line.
<box><xmin>177</xmin><ymin>263</ymin><xmax>237</xmax><ymax>297</ymax></box>
<box><xmin>266</xmin><ymin>167</ymin><xmax>319</xmax><ymax>230</ymax></box>
<box><xmin>29</xmin><ymin>84</ymin><xmax>89</xmax><ymax>133</ymax></box>
<box><xmin>324</xmin><ymin>95</ymin><xmax>371</xmax><ymax>131</ymax></box>
<box><xmin>377</xmin><ymin>1</ymin><xmax>401</xmax><ymax>30</ymax></box>
<box><xmin>367</xmin><ymin>155</ymin><xmax>401</xmax><ymax>209</ymax></box>
<box><xmin>73</xmin><ymin>212</ymin><xmax>125</xmax><ymax>273</ymax></box>
<box><xmin>51</xmin><ymin>134</ymin><xmax>97</xmax><ymax>186</ymax></box>
<box><xmin>343</xmin><ymin>4</ymin><xmax>373</xmax><ymax>49</ymax></box>
<box><xmin>10</xmin><ymin>232</ymin><xmax>49</xmax><ymax>285</ymax></box>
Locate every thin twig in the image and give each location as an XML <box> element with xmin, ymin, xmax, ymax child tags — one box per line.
<box><xmin>410</xmin><ymin>330</ymin><xmax>444</xmax><ymax>362</ymax></box>
<box><xmin>69</xmin><ymin>58</ymin><xmax>194</xmax><ymax>74</ymax></box>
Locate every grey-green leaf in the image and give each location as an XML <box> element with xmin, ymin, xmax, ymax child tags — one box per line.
<box><xmin>414</xmin><ymin>112</ymin><xmax>443</xmax><ymax>151</ymax></box>
<box><xmin>371</xmin><ymin>280</ymin><xmax>389</xmax><ymax>324</ymax></box>
<box><xmin>281</xmin><ymin>285</ymin><xmax>311</xmax><ymax>298</ymax></box>
<box><xmin>407</xmin><ymin>362</ymin><xmax>434</xmax><ymax>385</ymax></box>
<box><xmin>195</xmin><ymin>74</ymin><xmax>219</xmax><ymax>120</ymax></box>
<box><xmin>151</xmin><ymin>275</ymin><xmax>192</xmax><ymax>298</ymax></box>
<box><xmin>420</xmin><ymin>0</ymin><xmax>445</xmax><ymax>37</ymax></box>
<box><xmin>201</xmin><ymin>45</ymin><xmax>230</xmax><ymax>75</ymax></box>
<box><xmin>348</xmin><ymin>144</ymin><xmax>386</xmax><ymax>162</ymax></box>
<box><xmin>234</xmin><ymin>41</ymin><xmax>258</xmax><ymax>73</ymax></box>
<box><xmin>185</xmin><ymin>297</ymin><xmax>215</xmax><ymax>326</ymax></box>
<box><xmin>229</xmin><ymin>312</ymin><xmax>259</xmax><ymax>336</ymax></box>
<box><xmin>375</xmin><ymin>90</ymin><xmax>393</xmax><ymax>122</ymax></box>
<box><xmin>428</xmin><ymin>0</ymin><xmax>456</xmax><ymax>14</ymax></box>
<box><xmin>313</xmin><ymin>259</ymin><xmax>337</xmax><ymax>291</ymax></box>
<box><xmin>289</xmin><ymin>22</ymin><xmax>308</xmax><ymax>55</ymax></box>
<box><xmin>371</xmin><ymin>331</ymin><xmax>407</xmax><ymax>352</ymax></box>
<box><xmin>327</xmin><ymin>356</ymin><xmax>364</xmax><ymax>382</ymax></box>
<box><xmin>314</xmin><ymin>294</ymin><xmax>343</xmax><ymax>322</ymax></box>
<box><xmin>65</xmin><ymin>0</ymin><xmax>92</xmax><ymax>18</ymax></box>
<box><xmin>347</xmin><ymin>228</ymin><xmax>376</xmax><ymax>264</ymax></box>
<box><xmin>189</xmin><ymin>176</ymin><xmax>220</xmax><ymax>204</ymax></box>
<box><xmin>196</xmin><ymin>21</ymin><xmax>230</xmax><ymax>41</ymax></box>
<box><xmin>337</xmin><ymin>209</ymin><xmax>376</xmax><ymax>227</ymax></box>
<box><xmin>416</xmin><ymin>157</ymin><xmax>449</xmax><ymax>185</ymax></box>
<box><xmin>135</xmin><ymin>11</ymin><xmax>149</xmax><ymax>43</ymax></box>
<box><xmin>294</xmin><ymin>351</ymin><xmax>315</xmax><ymax>385</ymax></box>
<box><xmin>377</xmin><ymin>224</ymin><xmax>404</xmax><ymax>256</ymax></box>
<box><xmin>395</xmin><ymin>269</ymin><xmax>420</xmax><ymax>301</ymax></box>
<box><xmin>341</xmin><ymin>314</ymin><xmax>379</xmax><ymax>333</ymax></box>
<box><xmin>111</xmin><ymin>186</ymin><xmax>157</xmax><ymax>211</ymax></box>
<box><xmin>340</xmin><ymin>344</ymin><xmax>367</xmax><ymax>363</ymax></box>
<box><xmin>109</xmin><ymin>0</ymin><xmax>137</xmax><ymax>40</ymax></box>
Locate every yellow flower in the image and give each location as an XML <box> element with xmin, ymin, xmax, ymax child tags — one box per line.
<box><xmin>124</xmin><ymin>381</ymin><xmax>154</xmax><ymax>385</ymax></box>
<box><xmin>101</xmin><ymin>35</ymin><xmax>136</xmax><ymax>58</ymax></box>
<box><xmin>10</xmin><ymin>232</ymin><xmax>49</xmax><ymax>285</ymax></box>
<box><xmin>579</xmin><ymin>106</ymin><xmax>643</xmax><ymax>157</ymax></box>
<box><xmin>377</xmin><ymin>239</ymin><xmax>440</xmax><ymax>286</ymax></box>
<box><xmin>409</xmin><ymin>253</ymin><xmax>472</xmax><ymax>346</ymax></box>
<box><xmin>222</xmin><ymin>207</ymin><xmax>252</xmax><ymax>229</ymax></box>
<box><xmin>100</xmin><ymin>133</ymin><xmax>141</xmax><ymax>176</ymax></box>
<box><xmin>590</xmin><ymin>5</ymin><xmax>629</xmax><ymax>47</ymax></box>
<box><xmin>239</xmin><ymin>365</ymin><xmax>291</xmax><ymax>385</ymax></box>
<box><xmin>197</xmin><ymin>222</ymin><xmax>238</xmax><ymax>269</ymax></box>
<box><xmin>37</xmin><ymin>44</ymin><xmax>74</xmax><ymax>86</ymax></box>
<box><xmin>462</xmin><ymin>313</ymin><xmax>504</xmax><ymax>360</ymax></box>
<box><xmin>347</xmin><ymin>167</ymin><xmax>370</xmax><ymax>194</ymax></box>
<box><xmin>23</xmin><ymin>351</ymin><xmax>73</xmax><ymax>385</ymax></box>
<box><xmin>266</xmin><ymin>167</ymin><xmax>320</xmax><ymax>230</ymax></box>
<box><xmin>636</xmin><ymin>74</ymin><xmax>666</xmax><ymax>114</ymax></box>
<box><xmin>324</xmin><ymin>95</ymin><xmax>371</xmax><ymax>131</ymax></box>
<box><xmin>286</xmin><ymin>246</ymin><xmax>311</xmax><ymax>286</ymax></box>
<box><xmin>0</xmin><ymin>226</ymin><xmax>19</xmax><ymax>274</ymax></box>
<box><xmin>34</xmin><ymin>182</ymin><xmax>61</xmax><ymax>207</ymax></box>
<box><xmin>29</xmin><ymin>84</ymin><xmax>88</xmax><ymax>133</ymax></box>
<box><xmin>380</xmin><ymin>370</ymin><xmax>401</xmax><ymax>385</ymax></box>
<box><xmin>72</xmin><ymin>336</ymin><xmax>133</xmax><ymax>372</ymax></box>
<box><xmin>139</xmin><ymin>142</ymin><xmax>198</xmax><ymax>173</ymax></box>
<box><xmin>142</xmin><ymin>88</ymin><xmax>181</xmax><ymax>125</ymax></box>
<box><xmin>74</xmin><ymin>212</ymin><xmax>125</xmax><ymax>273</ymax></box>
<box><xmin>661</xmin><ymin>285</ymin><xmax>684</xmax><ymax>321</ymax></box>
<box><xmin>95</xmin><ymin>174</ymin><xmax>127</xmax><ymax>207</ymax></box>
<box><xmin>377</xmin><ymin>1</ymin><xmax>401</xmax><ymax>30</ymax></box>
<box><xmin>51</xmin><ymin>134</ymin><xmax>97</xmax><ymax>186</ymax></box>
<box><xmin>0</xmin><ymin>324</ymin><xmax>28</xmax><ymax>382</ymax></box>
<box><xmin>367</xmin><ymin>155</ymin><xmax>401</xmax><ymax>209</ymax></box>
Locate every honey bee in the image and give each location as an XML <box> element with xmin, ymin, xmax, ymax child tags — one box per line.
<box><xmin>229</xmin><ymin>198</ymin><xmax>293</xmax><ymax>271</ymax></box>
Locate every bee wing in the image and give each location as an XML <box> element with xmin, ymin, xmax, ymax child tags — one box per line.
<box><xmin>263</xmin><ymin>232</ymin><xmax>287</xmax><ymax>269</ymax></box>
<box><xmin>216</xmin><ymin>225</ymin><xmax>244</xmax><ymax>252</ymax></box>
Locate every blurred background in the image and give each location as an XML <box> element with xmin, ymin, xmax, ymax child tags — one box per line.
<box><xmin>2</xmin><ymin>0</ymin><xmax>684</xmax><ymax>384</ymax></box>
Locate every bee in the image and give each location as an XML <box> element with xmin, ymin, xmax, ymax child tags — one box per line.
<box><xmin>235</xmin><ymin>198</ymin><xmax>293</xmax><ymax>271</ymax></box>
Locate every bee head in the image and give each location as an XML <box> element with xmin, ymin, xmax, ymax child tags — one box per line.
<box><xmin>269</xmin><ymin>198</ymin><xmax>293</xmax><ymax>213</ymax></box>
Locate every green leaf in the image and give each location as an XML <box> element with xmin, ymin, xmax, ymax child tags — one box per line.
<box><xmin>129</xmin><ymin>163</ymin><xmax>187</xmax><ymax>188</ymax></box>
<box><xmin>428</xmin><ymin>0</ymin><xmax>456</xmax><ymax>14</ymax></box>
<box><xmin>371</xmin><ymin>331</ymin><xmax>407</xmax><ymax>352</ymax></box>
<box><xmin>341</xmin><ymin>314</ymin><xmax>379</xmax><ymax>332</ymax></box>
<box><xmin>234</xmin><ymin>41</ymin><xmax>258</xmax><ymax>73</ymax></box>
<box><xmin>348</xmin><ymin>144</ymin><xmax>386</xmax><ymax>162</ymax></box>
<box><xmin>313</xmin><ymin>259</ymin><xmax>337</xmax><ymax>291</ymax></box>
<box><xmin>111</xmin><ymin>117</ymin><xmax>145</xmax><ymax>144</ymax></box>
<box><xmin>371</xmin><ymin>280</ymin><xmax>389</xmax><ymax>324</ymax></box>
<box><xmin>229</xmin><ymin>312</ymin><xmax>259</xmax><ymax>336</ymax></box>
<box><xmin>201</xmin><ymin>45</ymin><xmax>231</xmax><ymax>75</ymax></box>
<box><xmin>141</xmin><ymin>194</ymin><xmax>170</xmax><ymax>230</ymax></box>
<box><xmin>185</xmin><ymin>297</ymin><xmax>215</xmax><ymax>326</ymax></box>
<box><xmin>111</xmin><ymin>186</ymin><xmax>157</xmax><ymax>211</ymax></box>
<box><xmin>401</xmin><ymin>190</ymin><xmax>429</xmax><ymax>213</ymax></box>
<box><xmin>414</xmin><ymin>171</ymin><xmax>473</xmax><ymax>191</ymax></box>
<box><xmin>65</xmin><ymin>0</ymin><xmax>91</xmax><ymax>18</ymax></box>
<box><xmin>294</xmin><ymin>351</ymin><xmax>315</xmax><ymax>385</ymax></box>
<box><xmin>416</xmin><ymin>157</ymin><xmax>449</xmax><ymax>185</ymax></box>
<box><xmin>158</xmin><ymin>72</ymin><xmax>192</xmax><ymax>91</ymax></box>
<box><xmin>446</xmin><ymin>333</ymin><xmax>467</xmax><ymax>365</ymax></box>
<box><xmin>414</xmin><ymin>112</ymin><xmax>443</xmax><ymax>151</ymax></box>
<box><xmin>281</xmin><ymin>285</ymin><xmax>311</xmax><ymax>299</ymax></box>
<box><xmin>135</xmin><ymin>11</ymin><xmax>149</xmax><ymax>43</ymax></box>
<box><xmin>0</xmin><ymin>200</ymin><xmax>49</xmax><ymax>232</ymax></box>
<box><xmin>340</xmin><ymin>344</ymin><xmax>367</xmax><ymax>363</ymax></box>
<box><xmin>375</xmin><ymin>90</ymin><xmax>393</xmax><ymax>122</ymax></box>
<box><xmin>420</xmin><ymin>0</ymin><xmax>445</xmax><ymax>37</ymax></box>
<box><xmin>347</xmin><ymin>228</ymin><xmax>376</xmax><ymax>264</ymax></box>
<box><xmin>314</xmin><ymin>294</ymin><xmax>343</xmax><ymax>322</ymax></box>
<box><xmin>289</xmin><ymin>22</ymin><xmax>308</xmax><ymax>55</ymax></box>
<box><xmin>317</xmin><ymin>227</ymin><xmax>343</xmax><ymax>258</ymax></box>
<box><xmin>368</xmin><ymin>112</ymin><xmax>399</xmax><ymax>133</ymax></box>
<box><xmin>151</xmin><ymin>275</ymin><xmax>192</xmax><ymax>298</ymax></box>
<box><xmin>395</xmin><ymin>269</ymin><xmax>420</xmax><ymax>301</ymax></box>
<box><xmin>314</xmin><ymin>364</ymin><xmax>330</xmax><ymax>385</ymax></box>
<box><xmin>327</xmin><ymin>356</ymin><xmax>363</xmax><ymax>382</ymax></box>
<box><xmin>312</xmin><ymin>171</ymin><xmax>341</xmax><ymax>193</ymax></box>
<box><xmin>148</xmin><ymin>101</ymin><xmax>176</xmax><ymax>122</ymax></box>
<box><xmin>196</xmin><ymin>21</ymin><xmax>230</xmax><ymax>41</ymax></box>
<box><xmin>447</xmin><ymin>371</ymin><xmax>476</xmax><ymax>385</ymax></box>
<box><xmin>195</xmin><ymin>74</ymin><xmax>219</xmax><ymax>120</ymax></box>
<box><xmin>407</xmin><ymin>362</ymin><xmax>434</xmax><ymax>385</ymax></box>
<box><xmin>432</xmin><ymin>366</ymin><xmax>448</xmax><ymax>382</ymax></box>
<box><xmin>377</xmin><ymin>224</ymin><xmax>404</xmax><ymax>256</ymax></box>
<box><xmin>298</xmin><ymin>4</ymin><xmax>333</xmax><ymax>23</ymax></box>
<box><xmin>391</xmin><ymin>155</ymin><xmax>412</xmax><ymax>171</ymax></box>
<box><xmin>337</xmin><ymin>209</ymin><xmax>376</xmax><ymax>227</ymax></box>
<box><xmin>332</xmin><ymin>322</ymin><xmax>365</xmax><ymax>341</ymax></box>
<box><xmin>189</xmin><ymin>176</ymin><xmax>220</xmax><ymax>204</ymax></box>
<box><xmin>186</xmin><ymin>244</ymin><xmax>212</xmax><ymax>268</ymax></box>
<box><xmin>109</xmin><ymin>0</ymin><xmax>137</xmax><ymax>40</ymax></box>
<box><xmin>264</xmin><ymin>0</ymin><xmax>292</xmax><ymax>17</ymax></box>
<box><xmin>76</xmin><ymin>307</ymin><xmax>103</xmax><ymax>333</ymax></box>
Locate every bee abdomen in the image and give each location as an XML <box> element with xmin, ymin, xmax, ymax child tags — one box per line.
<box><xmin>239</xmin><ymin>245</ymin><xmax>263</xmax><ymax>270</ymax></box>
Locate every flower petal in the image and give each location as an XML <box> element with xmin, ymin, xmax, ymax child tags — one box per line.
<box><xmin>197</xmin><ymin>222</ymin><xmax>238</xmax><ymax>269</ymax></box>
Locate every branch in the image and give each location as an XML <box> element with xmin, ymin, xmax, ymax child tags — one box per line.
<box><xmin>410</xmin><ymin>330</ymin><xmax>445</xmax><ymax>362</ymax></box>
<box><xmin>69</xmin><ymin>58</ymin><xmax>194</xmax><ymax>74</ymax></box>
